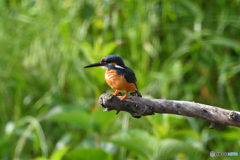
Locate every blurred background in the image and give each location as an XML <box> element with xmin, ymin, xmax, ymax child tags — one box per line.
<box><xmin>1</xmin><ymin>0</ymin><xmax>240</xmax><ymax>159</ymax></box>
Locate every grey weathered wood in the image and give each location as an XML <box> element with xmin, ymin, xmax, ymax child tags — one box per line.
<box><xmin>98</xmin><ymin>93</ymin><xmax>240</xmax><ymax>128</ymax></box>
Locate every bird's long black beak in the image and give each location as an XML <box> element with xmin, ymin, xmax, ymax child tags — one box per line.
<box><xmin>84</xmin><ymin>62</ymin><xmax>105</xmax><ymax>68</ymax></box>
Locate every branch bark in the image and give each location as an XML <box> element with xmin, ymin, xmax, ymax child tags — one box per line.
<box><xmin>98</xmin><ymin>93</ymin><xmax>240</xmax><ymax>128</ymax></box>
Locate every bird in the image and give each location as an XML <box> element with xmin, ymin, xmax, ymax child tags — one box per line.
<box><xmin>84</xmin><ymin>55</ymin><xmax>142</xmax><ymax>101</ymax></box>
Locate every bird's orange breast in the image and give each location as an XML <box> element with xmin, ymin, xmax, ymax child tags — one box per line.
<box><xmin>105</xmin><ymin>69</ymin><xmax>136</xmax><ymax>92</ymax></box>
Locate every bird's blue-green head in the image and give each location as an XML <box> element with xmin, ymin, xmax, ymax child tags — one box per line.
<box><xmin>84</xmin><ymin>55</ymin><xmax>126</xmax><ymax>70</ymax></box>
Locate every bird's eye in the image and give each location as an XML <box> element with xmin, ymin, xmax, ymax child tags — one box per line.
<box><xmin>100</xmin><ymin>58</ymin><xmax>106</xmax><ymax>64</ymax></box>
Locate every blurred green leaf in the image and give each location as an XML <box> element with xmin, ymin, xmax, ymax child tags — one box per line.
<box><xmin>170</xmin><ymin>129</ymin><xmax>201</xmax><ymax>140</ymax></box>
<box><xmin>47</xmin><ymin>111</ymin><xmax>90</xmax><ymax>130</ymax></box>
<box><xmin>78</xmin><ymin>41</ymin><xmax>94</xmax><ymax>63</ymax></box>
<box><xmin>90</xmin><ymin>108</ymin><xmax>117</xmax><ymax>134</ymax></box>
<box><xmin>50</xmin><ymin>146</ymin><xmax>70</xmax><ymax>160</ymax></box>
<box><xmin>102</xmin><ymin>42</ymin><xmax>118</xmax><ymax>57</ymax></box>
<box><xmin>220</xmin><ymin>130</ymin><xmax>240</xmax><ymax>140</ymax></box>
<box><xmin>65</xmin><ymin>148</ymin><xmax>112</xmax><ymax>160</ymax></box>
<box><xmin>153</xmin><ymin>138</ymin><xmax>204</xmax><ymax>160</ymax></box>
<box><xmin>109</xmin><ymin>129</ymin><xmax>157</xmax><ymax>159</ymax></box>
<box><xmin>32</xmin><ymin>157</ymin><xmax>48</xmax><ymax>160</ymax></box>
<box><xmin>206</xmin><ymin>37</ymin><xmax>240</xmax><ymax>49</ymax></box>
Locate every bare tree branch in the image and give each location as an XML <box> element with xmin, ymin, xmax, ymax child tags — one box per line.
<box><xmin>98</xmin><ymin>93</ymin><xmax>240</xmax><ymax>128</ymax></box>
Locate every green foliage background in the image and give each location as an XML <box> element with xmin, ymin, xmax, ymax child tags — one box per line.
<box><xmin>1</xmin><ymin>0</ymin><xmax>240</xmax><ymax>159</ymax></box>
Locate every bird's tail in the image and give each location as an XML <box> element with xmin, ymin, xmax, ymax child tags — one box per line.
<box><xmin>136</xmin><ymin>90</ymin><xmax>142</xmax><ymax>97</ymax></box>
<box><xmin>130</xmin><ymin>90</ymin><xmax>142</xmax><ymax>97</ymax></box>
<box><xmin>131</xmin><ymin>83</ymin><xmax>142</xmax><ymax>97</ymax></box>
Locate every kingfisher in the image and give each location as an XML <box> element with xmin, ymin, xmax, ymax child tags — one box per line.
<box><xmin>84</xmin><ymin>55</ymin><xmax>142</xmax><ymax>101</ymax></box>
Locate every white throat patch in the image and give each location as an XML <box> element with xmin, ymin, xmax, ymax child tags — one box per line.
<box><xmin>100</xmin><ymin>66</ymin><xmax>108</xmax><ymax>69</ymax></box>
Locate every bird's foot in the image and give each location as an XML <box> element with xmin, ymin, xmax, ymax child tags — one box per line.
<box><xmin>120</xmin><ymin>92</ymin><xmax>128</xmax><ymax>101</ymax></box>
<box><xmin>113</xmin><ymin>90</ymin><xmax>120</xmax><ymax>96</ymax></box>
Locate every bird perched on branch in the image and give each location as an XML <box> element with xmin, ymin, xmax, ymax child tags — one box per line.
<box><xmin>84</xmin><ymin>55</ymin><xmax>142</xmax><ymax>101</ymax></box>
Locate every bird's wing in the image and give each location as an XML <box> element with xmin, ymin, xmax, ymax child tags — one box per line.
<box><xmin>123</xmin><ymin>67</ymin><xmax>137</xmax><ymax>83</ymax></box>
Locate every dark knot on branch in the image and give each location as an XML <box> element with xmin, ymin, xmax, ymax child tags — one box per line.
<box><xmin>99</xmin><ymin>93</ymin><xmax>154</xmax><ymax>118</ymax></box>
